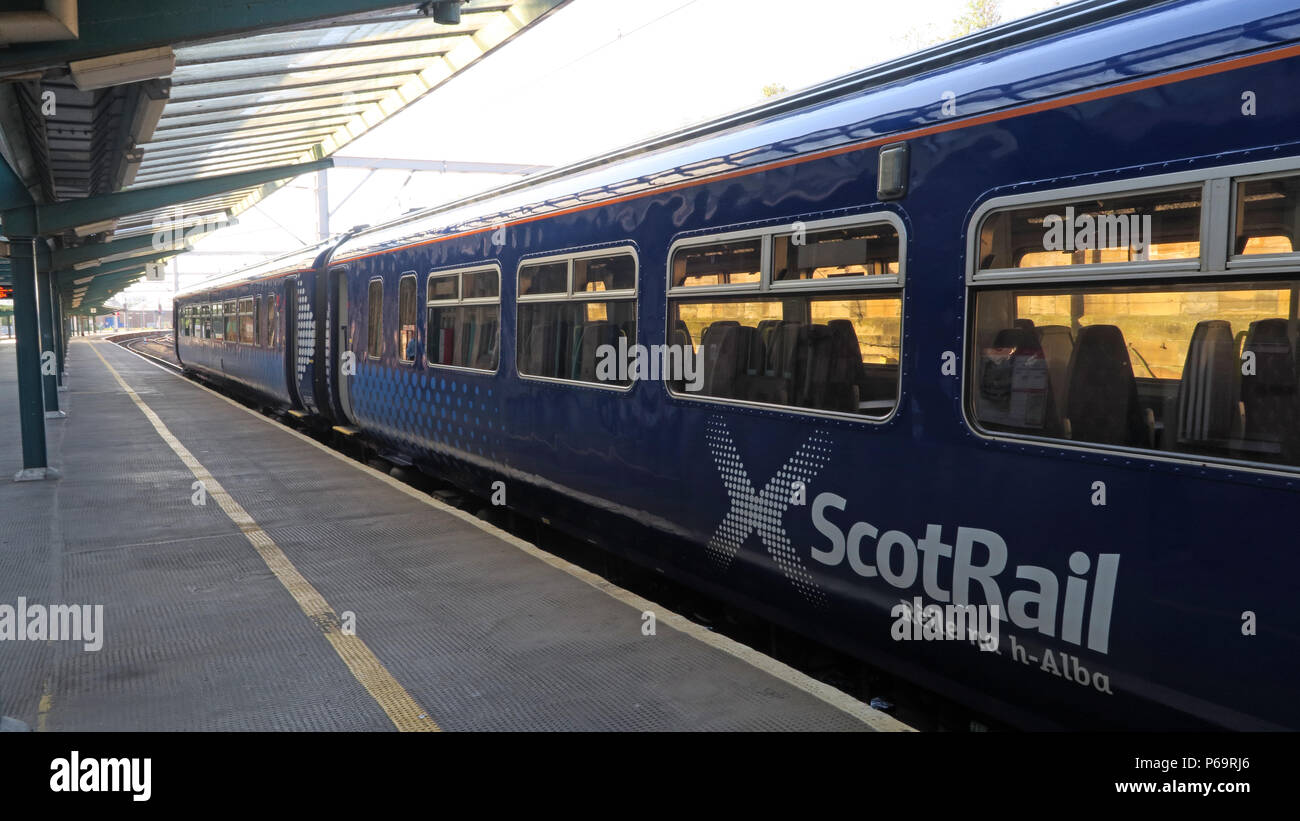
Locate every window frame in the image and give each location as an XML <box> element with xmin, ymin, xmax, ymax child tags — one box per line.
<box><xmin>424</xmin><ymin>263</ymin><xmax>502</xmax><ymax>375</ymax></box>
<box><xmin>238</xmin><ymin>296</ymin><xmax>255</xmax><ymax>344</ymax></box>
<box><xmin>963</xmin><ymin>155</ymin><xmax>1300</xmax><ymax>477</ymax></box>
<box><xmin>970</xmin><ymin>180</ymin><xmax>1210</xmax><ymax>285</ymax></box>
<box><xmin>668</xmin><ymin>213</ymin><xmax>906</xmax><ymax>299</ymax></box>
<box><xmin>366</xmin><ymin>277</ymin><xmax>383</xmax><ymax>360</ymax></box>
<box><xmin>263</xmin><ymin>292</ymin><xmax>276</xmax><ymax>347</ymax></box>
<box><xmin>515</xmin><ymin>246</ymin><xmax>639</xmax><ymax>391</ymax></box>
<box><xmin>1228</xmin><ymin>168</ymin><xmax>1300</xmax><ymax>271</ymax></box>
<box><xmin>223</xmin><ymin>299</ymin><xmax>238</xmax><ymax>342</ymax></box>
<box><xmin>397</xmin><ymin>272</ymin><xmax>419</xmax><ymax>365</ymax></box>
<box><xmin>664</xmin><ymin>212</ymin><xmax>907</xmax><ymax>422</ymax></box>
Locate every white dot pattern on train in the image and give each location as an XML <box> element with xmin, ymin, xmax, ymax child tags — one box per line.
<box><xmin>705</xmin><ymin>416</ymin><xmax>830</xmax><ymax>605</ymax></box>
<box><xmin>295</xmin><ymin>279</ymin><xmax>315</xmax><ymax>387</ymax></box>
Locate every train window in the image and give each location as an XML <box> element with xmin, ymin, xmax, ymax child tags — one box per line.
<box><xmin>574</xmin><ymin>254</ymin><xmax>635</xmax><ymax>293</ymax></box>
<box><xmin>517</xmin><ymin>250</ymin><xmax>637</xmax><ymax>386</ymax></box>
<box><xmin>1235</xmin><ymin>174</ymin><xmax>1299</xmax><ymax>257</ymax></box>
<box><xmin>238</xmin><ymin>297</ymin><xmax>254</xmax><ymax>344</ymax></box>
<box><xmin>224</xmin><ymin>300</ymin><xmax>238</xmax><ymax>341</ymax></box>
<box><xmin>212</xmin><ymin>302</ymin><xmax>225</xmax><ymax>341</ymax></box>
<box><xmin>970</xmin><ymin>280</ymin><xmax>1300</xmax><ymax>468</ymax></box>
<box><xmin>367</xmin><ymin>279</ymin><xmax>382</xmax><ymax>359</ymax></box>
<box><xmin>978</xmin><ymin>187</ymin><xmax>1203</xmax><ymax>270</ymax></box>
<box><xmin>398</xmin><ymin>274</ymin><xmax>417</xmax><ymax>363</ymax></box>
<box><xmin>965</xmin><ymin>164</ymin><xmax>1300</xmax><ymax>473</ymax></box>
<box><xmin>667</xmin><ymin>218</ymin><xmax>903</xmax><ymax>417</ymax></box>
<box><xmin>518</xmin><ymin>301</ymin><xmax>636</xmax><ymax>384</ymax></box>
<box><xmin>426</xmin><ymin>267</ymin><xmax>500</xmax><ymax>371</ymax></box>
<box><xmin>263</xmin><ymin>293</ymin><xmax>276</xmax><ymax>347</ymax></box>
<box><xmin>672</xmin><ymin>238</ymin><xmax>761</xmax><ymax>288</ymax></box>
<box><xmin>428</xmin><ymin>274</ymin><xmax>458</xmax><ymax>301</ymax></box>
<box><xmin>518</xmin><ymin>261</ymin><xmax>567</xmax><ymax>296</ymax></box>
<box><xmin>462</xmin><ymin>269</ymin><xmax>499</xmax><ymax>299</ymax></box>
<box><xmin>671</xmin><ymin>295</ymin><xmax>901</xmax><ymax>415</ymax></box>
<box><xmin>773</xmin><ymin>223</ymin><xmax>901</xmax><ymax>281</ymax></box>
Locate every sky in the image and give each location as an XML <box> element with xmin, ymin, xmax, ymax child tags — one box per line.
<box><xmin>116</xmin><ymin>0</ymin><xmax>1069</xmax><ymax>308</ymax></box>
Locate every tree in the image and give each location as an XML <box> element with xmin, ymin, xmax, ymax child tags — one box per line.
<box><xmin>952</xmin><ymin>0</ymin><xmax>1003</xmax><ymax>37</ymax></box>
<box><xmin>761</xmin><ymin>83</ymin><xmax>789</xmax><ymax>99</ymax></box>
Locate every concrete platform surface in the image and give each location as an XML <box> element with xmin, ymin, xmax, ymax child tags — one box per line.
<box><xmin>0</xmin><ymin>338</ymin><xmax>906</xmax><ymax>731</ymax></box>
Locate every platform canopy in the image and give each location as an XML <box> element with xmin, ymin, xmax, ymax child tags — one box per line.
<box><xmin>0</xmin><ymin>0</ymin><xmax>568</xmax><ymax>314</ymax></box>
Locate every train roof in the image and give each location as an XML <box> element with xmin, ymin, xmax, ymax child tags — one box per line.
<box><xmin>184</xmin><ymin>0</ymin><xmax>1296</xmax><ymax>295</ymax></box>
<box><xmin>175</xmin><ymin>238</ymin><xmax>336</xmax><ymax>298</ymax></box>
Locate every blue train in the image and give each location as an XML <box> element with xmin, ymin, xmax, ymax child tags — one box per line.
<box><xmin>173</xmin><ymin>0</ymin><xmax>1300</xmax><ymax>730</ymax></box>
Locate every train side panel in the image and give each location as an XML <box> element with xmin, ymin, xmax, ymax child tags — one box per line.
<box><xmin>319</xmin><ymin>24</ymin><xmax>1300</xmax><ymax>728</ymax></box>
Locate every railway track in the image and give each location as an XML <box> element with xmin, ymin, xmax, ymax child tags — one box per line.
<box><xmin>114</xmin><ymin>332</ymin><xmax>183</xmax><ymax>371</ymax></box>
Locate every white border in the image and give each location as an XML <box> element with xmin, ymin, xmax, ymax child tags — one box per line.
<box><xmin>664</xmin><ymin>211</ymin><xmax>906</xmax><ymax>423</ymax></box>
<box><xmin>515</xmin><ymin>245</ymin><xmax>639</xmax><ymax>392</ymax></box>
<box><xmin>424</xmin><ymin>262</ymin><xmax>502</xmax><ymax>376</ymax></box>
<box><xmin>963</xmin><ymin>154</ymin><xmax>1300</xmax><ymax>479</ymax></box>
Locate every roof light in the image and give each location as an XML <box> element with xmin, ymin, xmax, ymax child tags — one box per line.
<box><xmin>425</xmin><ymin>1</ymin><xmax>466</xmax><ymax>25</ymax></box>
<box><xmin>69</xmin><ymin>46</ymin><xmax>176</xmax><ymax>91</ymax></box>
<box><xmin>73</xmin><ymin>218</ymin><xmax>117</xmax><ymax>238</ymax></box>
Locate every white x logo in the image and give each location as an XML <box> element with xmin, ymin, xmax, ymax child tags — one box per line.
<box><xmin>704</xmin><ymin>417</ymin><xmax>832</xmax><ymax>605</ymax></box>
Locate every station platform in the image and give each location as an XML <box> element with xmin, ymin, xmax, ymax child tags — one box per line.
<box><xmin>0</xmin><ymin>337</ymin><xmax>907</xmax><ymax>731</ymax></box>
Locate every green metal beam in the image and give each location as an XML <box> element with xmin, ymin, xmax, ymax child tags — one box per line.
<box><xmin>0</xmin><ymin>153</ymin><xmax>33</xmax><ymax>211</ymax></box>
<box><xmin>51</xmin><ymin>233</ymin><xmax>176</xmax><ymax>270</ymax></box>
<box><xmin>58</xmin><ymin>253</ymin><xmax>180</xmax><ymax>287</ymax></box>
<box><xmin>50</xmin><ymin>218</ymin><xmax>231</xmax><ymax>270</ymax></box>
<box><xmin>85</xmin><ymin>269</ymin><xmax>148</xmax><ymax>286</ymax></box>
<box><xmin>1</xmin><ymin>157</ymin><xmax>331</xmax><ymax>236</ymax></box>
<box><xmin>73</xmin><ymin>274</ymin><xmax>147</xmax><ymax>311</ymax></box>
<box><xmin>0</xmin><ymin>1</ymin><xmax>418</xmax><ymax>76</ymax></box>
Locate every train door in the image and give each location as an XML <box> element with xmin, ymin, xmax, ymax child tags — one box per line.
<box><xmin>285</xmin><ymin>278</ymin><xmax>302</xmax><ymax>408</ymax></box>
<box><xmin>333</xmin><ymin>266</ymin><xmax>355</xmax><ymax>424</ymax></box>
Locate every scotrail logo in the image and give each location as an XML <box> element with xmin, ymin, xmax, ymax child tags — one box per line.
<box><xmin>704</xmin><ymin>417</ymin><xmax>831</xmax><ymax>605</ymax></box>
<box><xmin>811</xmin><ymin>494</ymin><xmax>1121</xmax><ymax>654</ymax></box>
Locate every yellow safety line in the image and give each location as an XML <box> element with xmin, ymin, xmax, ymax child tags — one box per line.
<box><xmin>36</xmin><ymin>680</ymin><xmax>53</xmax><ymax>732</ymax></box>
<box><xmin>89</xmin><ymin>343</ymin><xmax>438</xmax><ymax>732</ymax></box>
<box><xmin>112</xmin><ymin>338</ymin><xmax>915</xmax><ymax>732</ymax></box>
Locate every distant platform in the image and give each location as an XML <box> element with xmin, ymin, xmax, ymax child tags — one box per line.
<box><xmin>0</xmin><ymin>339</ymin><xmax>908</xmax><ymax>731</ymax></box>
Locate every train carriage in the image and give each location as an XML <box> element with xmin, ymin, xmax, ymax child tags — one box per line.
<box><xmin>174</xmin><ymin>0</ymin><xmax>1300</xmax><ymax>729</ymax></box>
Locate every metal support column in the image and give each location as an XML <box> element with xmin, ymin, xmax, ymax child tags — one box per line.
<box><xmin>316</xmin><ymin>169</ymin><xmax>330</xmax><ymax>241</ymax></box>
<box><xmin>53</xmin><ymin>280</ymin><xmax>67</xmax><ymax>389</ymax></box>
<box><xmin>10</xmin><ymin>239</ymin><xmax>58</xmax><ymax>481</ymax></box>
<box><xmin>35</xmin><ymin>264</ymin><xmax>63</xmax><ymax>418</ymax></box>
